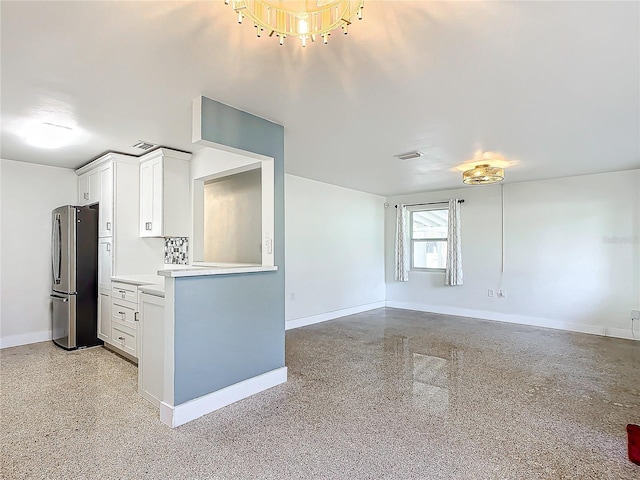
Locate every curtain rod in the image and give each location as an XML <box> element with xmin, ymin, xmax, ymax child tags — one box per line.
<box><xmin>395</xmin><ymin>199</ymin><xmax>464</xmax><ymax>208</ymax></box>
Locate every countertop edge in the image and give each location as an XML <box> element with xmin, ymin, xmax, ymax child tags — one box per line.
<box><xmin>138</xmin><ymin>286</ymin><xmax>166</xmax><ymax>297</ymax></box>
<box><xmin>110</xmin><ymin>275</ymin><xmax>164</xmax><ymax>286</ymax></box>
<box><xmin>158</xmin><ymin>265</ymin><xmax>279</xmax><ymax>278</ymax></box>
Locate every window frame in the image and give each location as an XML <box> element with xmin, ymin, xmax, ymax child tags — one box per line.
<box><xmin>409</xmin><ymin>206</ymin><xmax>448</xmax><ymax>272</ymax></box>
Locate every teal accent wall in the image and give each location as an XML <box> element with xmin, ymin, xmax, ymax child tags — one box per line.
<box><xmin>173</xmin><ymin>97</ymin><xmax>285</xmax><ymax>405</ymax></box>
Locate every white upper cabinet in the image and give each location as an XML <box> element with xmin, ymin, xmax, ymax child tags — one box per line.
<box><xmin>77</xmin><ymin>152</ymin><xmax>156</xmax><ymax>277</ymax></box>
<box><xmin>77</xmin><ymin>167</ymin><xmax>100</xmax><ymax>206</ymax></box>
<box><xmin>139</xmin><ymin>148</ymin><xmax>191</xmax><ymax>238</ymax></box>
<box><xmin>98</xmin><ymin>163</ymin><xmax>113</xmax><ymax>237</ymax></box>
<box><xmin>78</xmin><ymin>173</ymin><xmax>90</xmax><ymax>205</ymax></box>
<box><xmin>140</xmin><ymin>157</ymin><xmax>162</xmax><ymax>237</ymax></box>
<box><xmin>89</xmin><ymin>168</ymin><xmax>100</xmax><ymax>204</ymax></box>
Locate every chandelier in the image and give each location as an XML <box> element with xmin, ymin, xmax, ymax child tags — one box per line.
<box><xmin>224</xmin><ymin>0</ymin><xmax>365</xmax><ymax>46</ymax></box>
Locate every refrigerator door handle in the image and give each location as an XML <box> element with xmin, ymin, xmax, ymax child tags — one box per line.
<box><xmin>50</xmin><ymin>294</ymin><xmax>69</xmax><ymax>303</ymax></box>
<box><xmin>51</xmin><ymin>217</ymin><xmax>56</xmax><ymax>284</ymax></box>
<box><xmin>52</xmin><ymin>213</ymin><xmax>62</xmax><ymax>285</ymax></box>
<box><xmin>56</xmin><ymin>214</ymin><xmax>62</xmax><ymax>284</ymax></box>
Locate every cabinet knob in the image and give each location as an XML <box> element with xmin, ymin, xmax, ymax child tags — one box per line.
<box><xmin>145</xmin><ymin>222</ymin><xmax>152</xmax><ymax>231</ymax></box>
<box><xmin>118</xmin><ymin>336</ymin><xmax>125</xmax><ymax>341</ymax></box>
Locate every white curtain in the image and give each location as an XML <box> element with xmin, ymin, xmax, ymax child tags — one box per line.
<box><xmin>394</xmin><ymin>204</ymin><xmax>410</xmax><ymax>282</ymax></box>
<box><xmin>445</xmin><ymin>199</ymin><xmax>463</xmax><ymax>286</ymax></box>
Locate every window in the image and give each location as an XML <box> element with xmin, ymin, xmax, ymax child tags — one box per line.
<box><xmin>410</xmin><ymin>208</ymin><xmax>448</xmax><ymax>271</ymax></box>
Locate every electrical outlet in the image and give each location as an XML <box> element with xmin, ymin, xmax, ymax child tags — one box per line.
<box><xmin>498</xmin><ymin>289</ymin><xmax>507</xmax><ymax>298</ymax></box>
<box><xmin>632</xmin><ymin>309</ymin><xmax>640</xmax><ymax>320</ymax></box>
<box><xmin>488</xmin><ymin>289</ymin><xmax>494</xmax><ymax>298</ymax></box>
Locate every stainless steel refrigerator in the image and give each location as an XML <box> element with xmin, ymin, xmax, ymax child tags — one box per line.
<box><xmin>51</xmin><ymin>205</ymin><xmax>101</xmax><ymax>350</ymax></box>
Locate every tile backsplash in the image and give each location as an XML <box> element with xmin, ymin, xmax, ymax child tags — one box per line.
<box><xmin>164</xmin><ymin>237</ymin><xmax>189</xmax><ymax>265</ymax></box>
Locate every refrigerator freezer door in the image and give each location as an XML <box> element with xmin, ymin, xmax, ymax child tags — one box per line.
<box><xmin>51</xmin><ymin>293</ymin><xmax>77</xmax><ymax>349</ymax></box>
<box><xmin>51</xmin><ymin>206</ymin><xmax>76</xmax><ymax>294</ymax></box>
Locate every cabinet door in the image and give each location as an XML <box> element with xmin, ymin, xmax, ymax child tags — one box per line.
<box><xmin>98</xmin><ymin>238</ymin><xmax>113</xmax><ymax>290</ymax></box>
<box><xmin>140</xmin><ymin>160</ymin><xmax>153</xmax><ymax>236</ymax></box>
<box><xmin>88</xmin><ymin>168</ymin><xmax>101</xmax><ymax>204</ymax></box>
<box><xmin>78</xmin><ymin>173</ymin><xmax>90</xmax><ymax>205</ymax></box>
<box><xmin>98</xmin><ymin>290</ymin><xmax>112</xmax><ymax>342</ymax></box>
<box><xmin>140</xmin><ymin>158</ymin><xmax>162</xmax><ymax>237</ymax></box>
<box><xmin>98</xmin><ymin>163</ymin><xmax>113</xmax><ymax>237</ymax></box>
<box><xmin>139</xmin><ymin>293</ymin><xmax>165</xmax><ymax>407</ymax></box>
<box><xmin>150</xmin><ymin>160</ymin><xmax>163</xmax><ymax>237</ymax></box>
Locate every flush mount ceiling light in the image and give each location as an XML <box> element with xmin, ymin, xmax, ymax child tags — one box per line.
<box><xmin>224</xmin><ymin>0</ymin><xmax>364</xmax><ymax>46</ymax></box>
<box><xmin>395</xmin><ymin>151</ymin><xmax>424</xmax><ymax>160</ymax></box>
<box><xmin>462</xmin><ymin>164</ymin><xmax>505</xmax><ymax>185</ymax></box>
<box><xmin>25</xmin><ymin>122</ymin><xmax>74</xmax><ymax>149</ymax></box>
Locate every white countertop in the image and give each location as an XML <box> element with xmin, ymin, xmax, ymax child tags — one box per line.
<box><xmin>158</xmin><ymin>264</ymin><xmax>278</xmax><ymax>278</ymax></box>
<box><xmin>138</xmin><ymin>284</ymin><xmax>165</xmax><ymax>297</ymax></box>
<box><xmin>111</xmin><ymin>274</ymin><xmax>164</xmax><ymax>286</ymax></box>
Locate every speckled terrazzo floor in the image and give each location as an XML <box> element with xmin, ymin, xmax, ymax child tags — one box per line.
<box><xmin>1</xmin><ymin>308</ymin><xmax>639</xmax><ymax>479</ymax></box>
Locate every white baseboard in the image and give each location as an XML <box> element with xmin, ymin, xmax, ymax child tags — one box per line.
<box><xmin>285</xmin><ymin>301</ymin><xmax>386</xmax><ymax>330</ymax></box>
<box><xmin>0</xmin><ymin>330</ymin><xmax>51</xmax><ymax>349</ymax></box>
<box><xmin>385</xmin><ymin>301</ymin><xmax>640</xmax><ymax>342</ymax></box>
<box><xmin>160</xmin><ymin>366</ymin><xmax>288</xmax><ymax>428</ymax></box>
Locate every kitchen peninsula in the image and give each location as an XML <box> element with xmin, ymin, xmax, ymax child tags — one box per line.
<box><xmin>136</xmin><ymin>262</ymin><xmax>283</xmax><ymax>427</ymax></box>
<box><xmin>141</xmin><ymin>96</ymin><xmax>287</xmax><ymax>428</ymax></box>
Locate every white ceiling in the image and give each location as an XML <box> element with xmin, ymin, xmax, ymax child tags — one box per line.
<box><xmin>1</xmin><ymin>1</ymin><xmax>638</xmax><ymax>196</ymax></box>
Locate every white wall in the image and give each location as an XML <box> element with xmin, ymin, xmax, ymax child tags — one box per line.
<box><xmin>285</xmin><ymin>175</ymin><xmax>386</xmax><ymax>327</ymax></box>
<box><xmin>385</xmin><ymin>169</ymin><xmax>640</xmax><ymax>340</ymax></box>
<box><xmin>0</xmin><ymin>159</ymin><xmax>78</xmax><ymax>347</ymax></box>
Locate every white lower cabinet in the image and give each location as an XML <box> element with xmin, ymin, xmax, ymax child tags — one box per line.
<box><xmin>111</xmin><ymin>323</ymin><xmax>137</xmax><ymax>358</ymax></box>
<box><xmin>139</xmin><ymin>293</ymin><xmax>165</xmax><ymax>407</ymax></box>
<box><xmin>98</xmin><ymin>289</ymin><xmax>111</xmax><ymax>342</ymax></box>
<box><xmin>111</xmin><ymin>282</ymin><xmax>137</xmax><ymax>304</ymax></box>
<box><xmin>103</xmin><ymin>281</ymin><xmax>166</xmax><ymax>406</ymax></box>
<box><xmin>112</xmin><ymin>300</ymin><xmax>137</xmax><ymax>328</ymax></box>
<box><xmin>107</xmin><ymin>281</ymin><xmax>141</xmax><ymax>359</ymax></box>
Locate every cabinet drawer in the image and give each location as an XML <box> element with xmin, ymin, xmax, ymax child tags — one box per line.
<box><xmin>112</xmin><ymin>301</ymin><xmax>137</xmax><ymax>329</ymax></box>
<box><xmin>112</xmin><ymin>282</ymin><xmax>137</xmax><ymax>303</ymax></box>
<box><xmin>111</xmin><ymin>323</ymin><xmax>137</xmax><ymax>358</ymax></box>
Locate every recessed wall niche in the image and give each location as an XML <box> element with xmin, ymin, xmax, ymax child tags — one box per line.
<box><xmin>192</xmin><ymin>147</ymin><xmax>275</xmax><ymax>267</ymax></box>
<box><xmin>204</xmin><ymin>168</ymin><xmax>261</xmax><ymax>264</ymax></box>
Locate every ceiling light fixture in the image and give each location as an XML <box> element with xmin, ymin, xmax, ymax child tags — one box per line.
<box><xmin>224</xmin><ymin>0</ymin><xmax>364</xmax><ymax>46</ymax></box>
<box><xmin>395</xmin><ymin>151</ymin><xmax>424</xmax><ymax>160</ymax></box>
<box><xmin>25</xmin><ymin>122</ymin><xmax>74</xmax><ymax>149</ymax></box>
<box><xmin>462</xmin><ymin>164</ymin><xmax>505</xmax><ymax>185</ymax></box>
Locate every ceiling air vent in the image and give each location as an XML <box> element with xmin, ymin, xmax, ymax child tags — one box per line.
<box><xmin>394</xmin><ymin>151</ymin><xmax>424</xmax><ymax>160</ymax></box>
<box><xmin>130</xmin><ymin>140</ymin><xmax>157</xmax><ymax>151</ymax></box>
